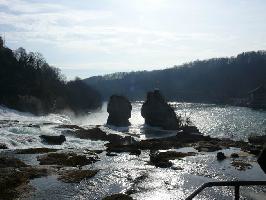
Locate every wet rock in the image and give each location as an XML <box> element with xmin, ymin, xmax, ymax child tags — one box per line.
<box><xmin>217</xmin><ymin>152</ymin><xmax>226</xmax><ymax>161</ymax></box>
<box><xmin>106</xmin><ymin>145</ymin><xmax>141</xmax><ymax>156</ymax></box>
<box><xmin>182</xmin><ymin>125</ymin><xmax>200</xmax><ymax>134</ymax></box>
<box><xmin>0</xmin><ymin>158</ymin><xmax>47</xmax><ymax>200</ymax></box>
<box><xmin>195</xmin><ymin>141</ymin><xmax>222</xmax><ymax>152</ymax></box>
<box><xmin>107</xmin><ymin>95</ymin><xmax>132</xmax><ymax>127</ymax></box>
<box><xmin>246</xmin><ymin>145</ymin><xmax>262</xmax><ymax>156</ymax></box>
<box><xmin>16</xmin><ymin>148</ymin><xmax>59</xmax><ymax>154</ymax></box>
<box><xmin>106</xmin><ymin>133</ymin><xmax>251</xmax><ymax>156</ymax></box>
<box><xmin>58</xmin><ymin>169</ymin><xmax>98</xmax><ymax>183</ymax></box>
<box><xmin>26</xmin><ymin>124</ymin><xmax>40</xmax><ymax>128</ymax></box>
<box><xmin>56</xmin><ymin>124</ymin><xmax>84</xmax><ymax>130</ymax></box>
<box><xmin>37</xmin><ymin>152</ymin><xmax>98</xmax><ymax>167</ymax></box>
<box><xmin>70</xmin><ymin>127</ymin><xmax>109</xmax><ymax>140</ymax></box>
<box><xmin>171</xmin><ymin>166</ymin><xmax>183</xmax><ymax>170</ymax></box>
<box><xmin>129</xmin><ymin>149</ymin><xmax>141</xmax><ymax>156</ymax></box>
<box><xmin>0</xmin><ymin>167</ymin><xmax>47</xmax><ymax>199</ymax></box>
<box><xmin>248</xmin><ymin>135</ymin><xmax>266</xmax><ymax>145</ymax></box>
<box><xmin>0</xmin><ymin>143</ymin><xmax>8</xmax><ymax>149</ymax></box>
<box><xmin>230</xmin><ymin>153</ymin><xmax>239</xmax><ymax>158</ymax></box>
<box><xmin>231</xmin><ymin>160</ymin><xmax>252</xmax><ymax>171</ymax></box>
<box><xmin>68</xmin><ymin>127</ymin><xmax>136</xmax><ymax>145</ymax></box>
<box><xmin>141</xmin><ymin>90</ymin><xmax>181</xmax><ymax>130</ymax></box>
<box><xmin>126</xmin><ymin>173</ymin><xmax>149</xmax><ymax>195</ymax></box>
<box><xmin>0</xmin><ymin>157</ymin><xmax>28</xmax><ymax>168</ymax></box>
<box><xmin>106</xmin><ymin>152</ymin><xmax>118</xmax><ymax>156</ymax></box>
<box><xmin>149</xmin><ymin>150</ymin><xmax>196</xmax><ymax>168</ymax></box>
<box><xmin>103</xmin><ymin>193</ymin><xmax>133</xmax><ymax>200</ymax></box>
<box><xmin>0</xmin><ymin>168</ymin><xmax>29</xmax><ymax>200</ymax></box>
<box><xmin>39</xmin><ymin>135</ymin><xmax>66</xmax><ymax>145</ymax></box>
<box><xmin>90</xmin><ymin>150</ymin><xmax>104</xmax><ymax>154</ymax></box>
<box><xmin>257</xmin><ymin>147</ymin><xmax>266</xmax><ymax>174</ymax></box>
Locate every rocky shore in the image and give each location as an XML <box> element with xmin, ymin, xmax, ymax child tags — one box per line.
<box><xmin>0</xmin><ymin>118</ymin><xmax>265</xmax><ymax>199</ymax></box>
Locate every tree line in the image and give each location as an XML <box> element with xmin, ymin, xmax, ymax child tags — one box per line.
<box><xmin>0</xmin><ymin>44</ymin><xmax>101</xmax><ymax>114</ymax></box>
<box><xmin>85</xmin><ymin>51</ymin><xmax>266</xmax><ymax>104</ymax></box>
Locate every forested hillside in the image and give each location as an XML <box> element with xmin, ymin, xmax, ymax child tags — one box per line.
<box><xmin>85</xmin><ymin>51</ymin><xmax>266</xmax><ymax>103</ymax></box>
<box><xmin>0</xmin><ymin>42</ymin><xmax>101</xmax><ymax>114</ymax></box>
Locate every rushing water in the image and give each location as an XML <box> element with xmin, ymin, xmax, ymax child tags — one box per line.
<box><xmin>1</xmin><ymin>103</ymin><xmax>266</xmax><ymax>200</ymax></box>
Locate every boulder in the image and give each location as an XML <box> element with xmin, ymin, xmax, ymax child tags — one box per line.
<box><xmin>217</xmin><ymin>152</ymin><xmax>226</xmax><ymax>160</ymax></box>
<box><xmin>141</xmin><ymin>90</ymin><xmax>181</xmax><ymax>130</ymax></box>
<box><xmin>58</xmin><ymin>169</ymin><xmax>98</xmax><ymax>183</ymax></box>
<box><xmin>258</xmin><ymin>148</ymin><xmax>266</xmax><ymax>174</ymax></box>
<box><xmin>37</xmin><ymin>152</ymin><xmax>98</xmax><ymax>167</ymax></box>
<box><xmin>107</xmin><ymin>95</ymin><xmax>132</xmax><ymax>127</ymax></box>
<box><xmin>230</xmin><ymin>153</ymin><xmax>239</xmax><ymax>158</ymax></box>
<box><xmin>39</xmin><ymin>135</ymin><xmax>66</xmax><ymax>145</ymax></box>
<box><xmin>149</xmin><ymin>150</ymin><xmax>196</xmax><ymax>168</ymax></box>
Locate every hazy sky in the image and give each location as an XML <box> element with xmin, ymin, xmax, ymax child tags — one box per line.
<box><xmin>1</xmin><ymin>0</ymin><xmax>266</xmax><ymax>79</ymax></box>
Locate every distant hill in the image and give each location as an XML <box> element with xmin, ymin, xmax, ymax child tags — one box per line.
<box><xmin>0</xmin><ymin>39</ymin><xmax>101</xmax><ymax>115</ymax></box>
<box><xmin>84</xmin><ymin>51</ymin><xmax>266</xmax><ymax>103</ymax></box>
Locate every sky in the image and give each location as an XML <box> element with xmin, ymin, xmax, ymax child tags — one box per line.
<box><xmin>1</xmin><ymin>0</ymin><xmax>266</xmax><ymax>80</ymax></box>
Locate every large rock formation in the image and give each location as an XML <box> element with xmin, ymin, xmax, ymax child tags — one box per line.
<box><xmin>141</xmin><ymin>90</ymin><xmax>181</xmax><ymax>130</ymax></box>
<box><xmin>107</xmin><ymin>95</ymin><xmax>132</xmax><ymax>127</ymax></box>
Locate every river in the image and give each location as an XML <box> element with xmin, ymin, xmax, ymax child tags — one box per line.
<box><xmin>0</xmin><ymin>102</ymin><xmax>266</xmax><ymax>200</ymax></box>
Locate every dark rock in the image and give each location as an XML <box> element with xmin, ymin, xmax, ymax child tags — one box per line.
<box><xmin>106</xmin><ymin>145</ymin><xmax>141</xmax><ymax>156</ymax></box>
<box><xmin>58</xmin><ymin>169</ymin><xmax>98</xmax><ymax>183</ymax></box>
<box><xmin>182</xmin><ymin>126</ymin><xmax>200</xmax><ymax>134</ymax></box>
<box><xmin>0</xmin><ymin>159</ymin><xmax>47</xmax><ymax>200</ymax></box>
<box><xmin>106</xmin><ymin>152</ymin><xmax>118</xmax><ymax>156</ymax></box>
<box><xmin>195</xmin><ymin>141</ymin><xmax>222</xmax><ymax>152</ymax></box>
<box><xmin>231</xmin><ymin>160</ymin><xmax>252</xmax><ymax>171</ymax></box>
<box><xmin>103</xmin><ymin>193</ymin><xmax>133</xmax><ymax>200</ymax></box>
<box><xmin>149</xmin><ymin>150</ymin><xmax>196</xmax><ymax>168</ymax></box>
<box><xmin>0</xmin><ymin>157</ymin><xmax>28</xmax><ymax>168</ymax></box>
<box><xmin>107</xmin><ymin>95</ymin><xmax>132</xmax><ymax>127</ymax></box>
<box><xmin>0</xmin><ymin>143</ymin><xmax>8</xmax><ymax>149</ymax></box>
<box><xmin>70</xmin><ymin>127</ymin><xmax>109</xmax><ymax>140</ymax></box>
<box><xmin>67</xmin><ymin>127</ymin><xmax>136</xmax><ymax>145</ymax></box>
<box><xmin>37</xmin><ymin>152</ymin><xmax>98</xmax><ymax>166</ymax></box>
<box><xmin>141</xmin><ymin>90</ymin><xmax>181</xmax><ymax>130</ymax></box>
<box><xmin>56</xmin><ymin>124</ymin><xmax>84</xmax><ymax>130</ymax></box>
<box><xmin>26</xmin><ymin>124</ymin><xmax>40</xmax><ymax>128</ymax></box>
<box><xmin>258</xmin><ymin>148</ymin><xmax>266</xmax><ymax>174</ymax></box>
<box><xmin>105</xmin><ymin>132</ymin><xmax>252</xmax><ymax>158</ymax></box>
<box><xmin>39</xmin><ymin>135</ymin><xmax>66</xmax><ymax>145</ymax></box>
<box><xmin>171</xmin><ymin>166</ymin><xmax>183</xmax><ymax>170</ymax></box>
<box><xmin>230</xmin><ymin>153</ymin><xmax>239</xmax><ymax>158</ymax></box>
<box><xmin>248</xmin><ymin>135</ymin><xmax>266</xmax><ymax>145</ymax></box>
<box><xmin>217</xmin><ymin>152</ymin><xmax>226</xmax><ymax>160</ymax></box>
<box><xmin>16</xmin><ymin>148</ymin><xmax>59</xmax><ymax>154</ymax></box>
<box><xmin>129</xmin><ymin>149</ymin><xmax>141</xmax><ymax>156</ymax></box>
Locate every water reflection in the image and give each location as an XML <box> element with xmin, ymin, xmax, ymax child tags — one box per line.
<box><xmin>83</xmin><ymin>102</ymin><xmax>266</xmax><ymax>141</ymax></box>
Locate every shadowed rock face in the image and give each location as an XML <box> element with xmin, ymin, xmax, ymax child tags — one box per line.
<box><xmin>258</xmin><ymin>148</ymin><xmax>266</xmax><ymax>174</ymax></box>
<box><xmin>107</xmin><ymin>95</ymin><xmax>132</xmax><ymax>127</ymax></box>
<box><xmin>39</xmin><ymin>135</ymin><xmax>66</xmax><ymax>145</ymax></box>
<box><xmin>141</xmin><ymin>90</ymin><xmax>181</xmax><ymax>130</ymax></box>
